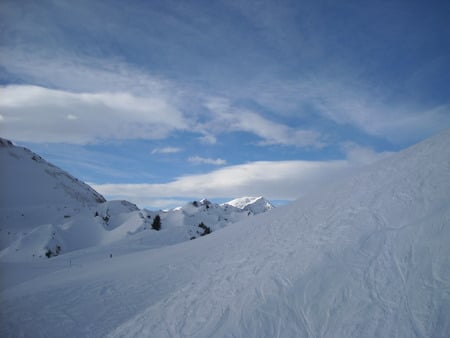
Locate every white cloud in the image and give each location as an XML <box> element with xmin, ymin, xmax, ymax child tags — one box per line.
<box><xmin>0</xmin><ymin>47</ymin><xmax>171</xmax><ymax>95</ymax></box>
<box><xmin>188</xmin><ymin>156</ymin><xmax>227</xmax><ymax>166</ymax></box>
<box><xmin>197</xmin><ymin>133</ymin><xmax>217</xmax><ymax>145</ymax></box>
<box><xmin>341</xmin><ymin>142</ymin><xmax>394</xmax><ymax>165</ymax></box>
<box><xmin>151</xmin><ymin>147</ymin><xmax>182</xmax><ymax>154</ymax></box>
<box><xmin>0</xmin><ymin>85</ymin><xmax>188</xmax><ymax>144</ymax></box>
<box><xmin>226</xmin><ymin>76</ymin><xmax>450</xmax><ymax>145</ymax></box>
<box><xmin>234</xmin><ymin>110</ymin><xmax>321</xmax><ymax>147</ymax></box>
<box><xmin>2</xmin><ymin>11</ymin><xmax>449</xmax><ymax>149</ymax></box>
<box><xmin>0</xmin><ymin>49</ymin><xmax>325</xmax><ymax>148</ymax></box>
<box><xmin>3</xmin><ymin>46</ymin><xmax>445</xmax><ymax>148</ymax></box>
<box><xmin>0</xmin><ymin>80</ymin><xmax>325</xmax><ymax>147</ymax></box>
<box><xmin>203</xmin><ymin>97</ymin><xmax>323</xmax><ymax>147</ymax></box>
<box><xmin>91</xmin><ymin>142</ymin><xmax>395</xmax><ymax>209</ymax></box>
<box><xmin>296</xmin><ymin>78</ymin><xmax>450</xmax><ymax>144</ymax></box>
<box><xmin>140</xmin><ymin>198</ymin><xmax>190</xmax><ymax>210</ymax></box>
<box><xmin>91</xmin><ymin>159</ymin><xmax>350</xmax><ymax>208</ymax></box>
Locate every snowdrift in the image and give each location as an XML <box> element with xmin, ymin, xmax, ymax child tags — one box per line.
<box><xmin>1</xmin><ymin>130</ymin><xmax>450</xmax><ymax>337</ymax></box>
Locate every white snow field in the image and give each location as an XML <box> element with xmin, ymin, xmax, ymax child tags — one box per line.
<box><xmin>1</xmin><ymin>129</ymin><xmax>450</xmax><ymax>337</ymax></box>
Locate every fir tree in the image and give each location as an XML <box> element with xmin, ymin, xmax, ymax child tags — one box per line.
<box><xmin>151</xmin><ymin>214</ymin><xmax>161</xmax><ymax>231</ymax></box>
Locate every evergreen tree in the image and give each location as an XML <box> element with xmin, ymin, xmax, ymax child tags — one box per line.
<box><xmin>151</xmin><ymin>214</ymin><xmax>161</xmax><ymax>231</ymax></box>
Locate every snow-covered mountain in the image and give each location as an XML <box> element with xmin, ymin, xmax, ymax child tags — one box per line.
<box><xmin>224</xmin><ymin>196</ymin><xmax>274</xmax><ymax>214</ymax></box>
<box><xmin>0</xmin><ymin>137</ymin><xmax>105</xmax><ymax>209</ymax></box>
<box><xmin>0</xmin><ymin>137</ymin><xmax>152</xmax><ymax>259</ymax></box>
<box><xmin>1</xmin><ymin>129</ymin><xmax>449</xmax><ymax>337</ymax></box>
<box><xmin>147</xmin><ymin>197</ymin><xmax>274</xmax><ymax>240</ymax></box>
<box><xmin>0</xmin><ymin>138</ymin><xmax>274</xmax><ymax>260</ymax></box>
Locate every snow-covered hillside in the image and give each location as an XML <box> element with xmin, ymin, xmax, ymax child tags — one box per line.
<box><xmin>1</xmin><ymin>130</ymin><xmax>450</xmax><ymax>337</ymax></box>
<box><xmin>0</xmin><ymin>139</ymin><xmax>154</xmax><ymax>259</ymax></box>
<box><xmin>0</xmin><ymin>137</ymin><xmax>105</xmax><ymax>209</ymax></box>
<box><xmin>147</xmin><ymin>197</ymin><xmax>274</xmax><ymax>240</ymax></box>
<box><xmin>0</xmin><ymin>139</ymin><xmax>274</xmax><ymax>260</ymax></box>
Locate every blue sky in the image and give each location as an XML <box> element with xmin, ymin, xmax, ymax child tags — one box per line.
<box><xmin>1</xmin><ymin>0</ymin><xmax>449</xmax><ymax>209</ymax></box>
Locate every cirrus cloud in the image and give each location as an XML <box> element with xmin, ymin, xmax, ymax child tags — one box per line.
<box><xmin>188</xmin><ymin>156</ymin><xmax>227</xmax><ymax>166</ymax></box>
<box><xmin>151</xmin><ymin>147</ymin><xmax>183</xmax><ymax>154</ymax></box>
<box><xmin>203</xmin><ymin>97</ymin><xmax>324</xmax><ymax>148</ymax></box>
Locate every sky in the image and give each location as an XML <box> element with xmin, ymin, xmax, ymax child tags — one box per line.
<box><xmin>1</xmin><ymin>0</ymin><xmax>449</xmax><ymax>209</ymax></box>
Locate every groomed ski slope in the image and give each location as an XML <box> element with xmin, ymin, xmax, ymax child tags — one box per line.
<box><xmin>1</xmin><ymin>129</ymin><xmax>450</xmax><ymax>337</ymax></box>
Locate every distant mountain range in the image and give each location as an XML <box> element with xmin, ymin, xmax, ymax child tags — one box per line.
<box><xmin>0</xmin><ymin>137</ymin><xmax>274</xmax><ymax>260</ymax></box>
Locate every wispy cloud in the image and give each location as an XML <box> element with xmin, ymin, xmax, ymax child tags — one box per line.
<box><xmin>188</xmin><ymin>156</ymin><xmax>227</xmax><ymax>166</ymax></box>
<box><xmin>0</xmin><ymin>47</ymin><xmax>171</xmax><ymax>95</ymax></box>
<box><xmin>234</xmin><ymin>77</ymin><xmax>450</xmax><ymax>145</ymax></box>
<box><xmin>340</xmin><ymin>142</ymin><xmax>394</xmax><ymax>165</ymax></box>
<box><xmin>203</xmin><ymin>97</ymin><xmax>324</xmax><ymax>147</ymax></box>
<box><xmin>140</xmin><ymin>198</ymin><xmax>190</xmax><ymax>210</ymax></box>
<box><xmin>151</xmin><ymin>147</ymin><xmax>182</xmax><ymax>154</ymax></box>
<box><xmin>66</xmin><ymin>114</ymin><xmax>78</xmax><ymax>120</ymax></box>
<box><xmin>91</xmin><ymin>160</ymin><xmax>349</xmax><ymax>209</ymax></box>
<box><xmin>1</xmin><ymin>0</ymin><xmax>449</xmax><ymax>149</ymax></box>
<box><xmin>0</xmin><ymin>50</ymin><xmax>325</xmax><ymax>148</ymax></box>
<box><xmin>304</xmin><ymin>79</ymin><xmax>450</xmax><ymax>144</ymax></box>
<box><xmin>197</xmin><ymin>133</ymin><xmax>217</xmax><ymax>145</ymax></box>
<box><xmin>92</xmin><ymin>142</ymin><xmax>393</xmax><ymax>209</ymax></box>
<box><xmin>2</xmin><ymin>44</ymin><xmax>448</xmax><ymax>148</ymax></box>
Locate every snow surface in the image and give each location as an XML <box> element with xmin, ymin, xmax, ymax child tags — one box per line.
<box><xmin>1</xmin><ymin>130</ymin><xmax>450</xmax><ymax>337</ymax></box>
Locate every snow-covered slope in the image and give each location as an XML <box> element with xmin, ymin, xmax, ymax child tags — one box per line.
<box><xmin>1</xmin><ymin>130</ymin><xmax>450</xmax><ymax>337</ymax></box>
<box><xmin>0</xmin><ymin>137</ymin><xmax>105</xmax><ymax>209</ymax></box>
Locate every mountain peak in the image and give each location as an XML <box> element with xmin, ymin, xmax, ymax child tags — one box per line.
<box><xmin>224</xmin><ymin>196</ymin><xmax>274</xmax><ymax>213</ymax></box>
